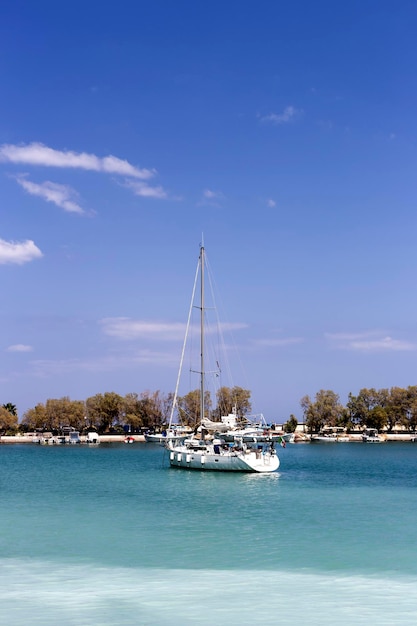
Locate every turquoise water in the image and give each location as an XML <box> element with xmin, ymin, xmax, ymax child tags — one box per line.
<box><xmin>1</xmin><ymin>442</ymin><xmax>417</xmax><ymax>625</ymax></box>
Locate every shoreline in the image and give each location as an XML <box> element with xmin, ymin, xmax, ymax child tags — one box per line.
<box><xmin>0</xmin><ymin>434</ymin><xmax>146</xmax><ymax>444</ymax></box>
<box><xmin>1</xmin><ymin>433</ymin><xmax>416</xmax><ymax>444</ymax></box>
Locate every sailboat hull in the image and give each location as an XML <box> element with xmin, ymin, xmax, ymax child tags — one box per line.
<box><xmin>168</xmin><ymin>444</ymin><xmax>279</xmax><ymax>473</ymax></box>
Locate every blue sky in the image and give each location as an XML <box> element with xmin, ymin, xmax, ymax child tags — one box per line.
<box><xmin>1</xmin><ymin>0</ymin><xmax>417</xmax><ymax>422</ymax></box>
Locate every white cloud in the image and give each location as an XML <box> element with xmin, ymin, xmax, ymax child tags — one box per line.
<box><xmin>6</xmin><ymin>344</ymin><xmax>33</xmax><ymax>352</ymax></box>
<box><xmin>198</xmin><ymin>189</ymin><xmax>224</xmax><ymax>207</ymax></box>
<box><xmin>260</xmin><ymin>105</ymin><xmax>300</xmax><ymax>125</ymax></box>
<box><xmin>124</xmin><ymin>179</ymin><xmax>167</xmax><ymax>199</ymax></box>
<box><xmin>203</xmin><ymin>189</ymin><xmax>223</xmax><ymax>199</ymax></box>
<box><xmin>0</xmin><ymin>142</ymin><xmax>154</xmax><ymax>180</ymax></box>
<box><xmin>350</xmin><ymin>337</ymin><xmax>416</xmax><ymax>352</ymax></box>
<box><xmin>0</xmin><ymin>238</ymin><xmax>43</xmax><ymax>265</ymax></box>
<box><xmin>15</xmin><ymin>177</ymin><xmax>84</xmax><ymax>214</ymax></box>
<box><xmin>325</xmin><ymin>332</ymin><xmax>417</xmax><ymax>352</ymax></box>
<box><xmin>100</xmin><ymin>317</ymin><xmax>248</xmax><ymax>341</ymax></box>
<box><xmin>101</xmin><ymin>318</ymin><xmax>187</xmax><ymax>341</ymax></box>
<box><xmin>266</xmin><ymin>198</ymin><xmax>276</xmax><ymax>208</ymax></box>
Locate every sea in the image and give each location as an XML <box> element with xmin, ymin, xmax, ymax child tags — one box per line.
<box><xmin>1</xmin><ymin>441</ymin><xmax>417</xmax><ymax>626</ymax></box>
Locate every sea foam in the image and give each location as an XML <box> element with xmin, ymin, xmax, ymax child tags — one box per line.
<box><xmin>1</xmin><ymin>558</ymin><xmax>416</xmax><ymax>626</ymax></box>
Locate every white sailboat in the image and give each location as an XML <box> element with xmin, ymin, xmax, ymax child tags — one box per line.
<box><xmin>166</xmin><ymin>243</ymin><xmax>279</xmax><ymax>473</ymax></box>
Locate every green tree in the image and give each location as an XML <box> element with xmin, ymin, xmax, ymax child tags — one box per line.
<box><xmin>0</xmin><ymin>406</ymin><xmax>18</xmax><ymax>434</ymax></box>
<box><xmin>44</xmin><ymin>397</ymin><xmax>86</xmax><ymax>432</ymax></box>
<box><xmin>347</xmin><ymin>388</ymin><xmax>391</xmax><ymax>430</ymax></box>
<box><xmin>119</xmin><ymin>391</ymin><xmax>172</xmax><ymax>431</ymax></box>
<box><xmin>21</xmin><ymin>398</ymin><xmax>86</xmax><ymax>432</ymax></box>
<box><xmin>121</xmin><ymin>393</ymin><xmax>143</xmax><ymax>431</ymax></box>
<box><xmin>404</xmin><ymin>386</ymin><xmax>417</xmax><ymax>432</ymax></box>
<box><xmin>300</xmin><ymin>395</ymin><xmax>315</xmax><ymax>432</ymax></box>
<box><xmin>177</xmin><ymin>389</ymin><xmax>212</xmax><ymax>428</ymax></box>
<box><xmin>21</xmin><ymin>403</ymin><xmax>48</xmax><ymax>431</ymax></box>
<box><xmin>367</xmin><ymin>406</ymin><xmax>387</xmax><ymax>430</ymax></box>
<box><xmin>213</xmin><ymin>386</ymin><xmax>251</xmax><ymax>420</ymax></box>
<box><xmin>390</xmin><ymin>385</ymin><xmax>417</xmax><ymax>431</ymax></box>
<box><xmin>347</xmin><ymin>388</ymin><xmax>376</xmax><ymax>428</ymax></box>
<box><xmin>136</xmin><ymin>391</ymin><xmax>167</xmax><ymax>430</ymax></box>
<box><xmin>85</xmin><ymin>392</ymin><xmax>123</xmax><ymax>432</ymax></box>
<box><xmin>161</xmin><ymin>391</ymin><xmax>174</xmax><ymax>425</ymax></box>
<box><xmin>2</xmin><ymin>403</ymin><xmax>17</xmax><ymax>417</ymax></box>
<box><xmin>301</xmin><ymin>390</ymin><xmax>345</xmax><ymax>433</ymax></box>
<box><xmin>283</xmin><ymin>414</ymin><xmax>298</xmax><ymax>433</ymax></box>
<box><xmin>385</xmin><ymin>387</ymin><xmax>407</xmax><ymax>431</ymax></box>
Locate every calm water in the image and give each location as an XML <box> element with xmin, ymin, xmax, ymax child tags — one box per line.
<box><xmin>1</xmin><ymin>442</ymin><xmax>417</xmax><ymax>625</ymax></box>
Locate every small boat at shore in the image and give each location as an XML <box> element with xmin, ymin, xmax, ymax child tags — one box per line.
<box><xmin>281</xmin><ymin>432</ymin><xmax>310</xmax><ymax>443</ymax></box>
<box><xmin>32</xmin><ymin>429</ymin><xmax>99</xmax><ymax>445</ymax></box>
<box><xmin>144</xmin><ymin>426</ymin><xmax>190</xmax><ymax>444</ymax></box>
<box><xmin>362</xmin><ymin>428</ymin><xmax>385</xmax><ymax>443</ymax></box>
<box><xmin>311</xmin><ymin>427</ymin><xmax>350</xmax><ymax>443</ymax></box>
<box><xmin>37</xmin><ymin>428</ymin><xmax>81</xmax><ymax>445</ymax></box>
<box><xmin>85</xmin><ymin>431</ymin><xmax>100</xmax><ymax>445</ymax></box>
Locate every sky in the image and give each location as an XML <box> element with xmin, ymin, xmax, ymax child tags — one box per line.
<box><xmin>1</xmin><ymin>0</ymin><xmax>417</xmax><ymax>423</ymax></box>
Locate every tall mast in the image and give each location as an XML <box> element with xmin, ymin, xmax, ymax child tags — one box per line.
<box><xmin>200</xmin><ymin>244</ymin><xmax>205</xmax><ymax>440</ymax></box>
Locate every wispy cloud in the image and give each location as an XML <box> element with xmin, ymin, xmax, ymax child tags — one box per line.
<box><xmin>100</xmin><ymin>317</ymin><xmax>248</xmax><ymax>341</ymax></box>
<box><xmin>101</xmin><ymin>318</ymin><xmax>187</xmax><ymax>341</ymax></box>
<box><xmin>15</xmin><ymin>176</ymin><xmax>85</xmax><ymax>214</ymax></box>
<box><xmin>259</xmin><ymin>105</ymin><xmax>301</xmax><ymax>125</ymax></box>
<box><xmin>1</xmin><ymin>142</ymin><xmax>171</xmax><ymax>205</ymax></box>
<box><xmin>253</xmin><ymin>337</ymin><xmax>303</xmax><ymax>348</ymax></box>
<box><xmin>123</xmin><ymin>179</ymin><xmax>167</xmax><ymax>199</ymax></box>
<box><xmin>27</xmin><ymin>351</ymin><xmax>180</xmax><ymax>378</ymax></box>
<box><xmin>203</xmin><ymin>189</ymin><xmax>222</xmax><ymax>200</ymax></box>
<box><xmin>0</xmin><ymin>349</ymin><xmax>181</xmax><ymax>383</ymax></box>
<box><xmin>0</xmin><ymin>238</ymin><xmax>43</xmax><ymax>265</ymax></box>
<box><xmin>266</xmin><ymin>198</ymin><xmax>276</xmax><ymax>208</ymax></box>
<box><xmin>34</xmin><ymin>350</ymin><xmax>180</xmax><ymax>375</ymax></box>
<box><xmin>325</xmin><ymin>331</ymin><xmax>417</xmax><ymax>352</ymax></box>
<box><xmin>6</xmin><ymin>344</ymin><xmax>33</xmax><ymax>352</ymax></box>
<box><xmin>0</xmin><ymin>142</ymin><xmax>154</xmax><ymax>179</ymax></box>
<box><xmin>197</xmin><ymin>188</ymin><xmax>225</xmax><ymax>207</ymax></box>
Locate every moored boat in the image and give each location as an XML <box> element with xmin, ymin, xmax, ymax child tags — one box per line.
<box><xmin>85</xmin><ymin>431</ymin><xmax>100</xmax><ymax>445</ymax></box>
<box><xmin>362</xmin><ymin>428</ymin><xmax>385</xmax><ymax>443</ymax></box>
<box><xmin>311</xmin><ymin>427</ymin><xmax>350</xmax><ymax>443</ymax></box>
<box><xmin>144</xmin><ymin>426</ymin><xmax>190</xmax><ymax>444</ymax></box>
<box><xmin>166</xmin><ymin>243</ymin><xmax>279</xmax><ymax>473</ymax></box>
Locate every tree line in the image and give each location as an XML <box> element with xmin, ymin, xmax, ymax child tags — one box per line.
<box><xmin>2</xmin><ymin>384</ymin><xmax>417</xmax><ymax>436</ymax></box>
<box><xmin>0</xmin><ymin>386</ymin><xmax>252</xmax><ymax>435</ymax></box>
<box><xmin>301</xmin><ymin>386</ymin><xmax>417</xmax><ymax>433</ymax></box>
